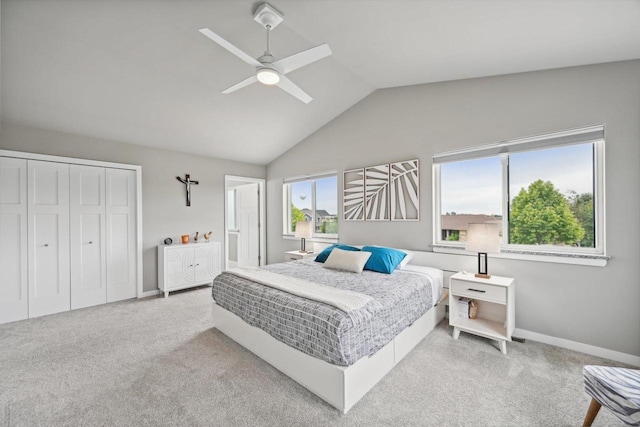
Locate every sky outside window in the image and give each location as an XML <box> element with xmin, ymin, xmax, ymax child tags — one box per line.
<box><xmin>441</xmin><ymin>157</ymin><xmax>502</xmax><ymax>215</ymax></box>
<box><xmin>291</xmin><ymin>181</ymin><xmax>312</xmax><ymax>210</ymax></box>
<box><xmin>509</xmin><ymin>143</ymin><xmax>593</xmax><ymax>202</ymax></box>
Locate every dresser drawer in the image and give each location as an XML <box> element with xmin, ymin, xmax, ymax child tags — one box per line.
<box><xmin>450</xmin><ymin>279</ymin><xmax>506</xmax><ymax>304</ymax></box>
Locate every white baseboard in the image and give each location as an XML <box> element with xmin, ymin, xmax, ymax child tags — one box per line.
<box><xmin>513</xmin><ymin>328</ymin><xmax>640</xmax><ymax>367</ymax></box>
<box><xmin>139</xmin><ymin>289</ymin><xmax>161</xmax><ymax>298</ymax></box>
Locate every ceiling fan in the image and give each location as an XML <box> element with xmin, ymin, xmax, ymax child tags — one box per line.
<box><xmin>199</xmin><ymin>2</ymin><xmax>332</xmax><ymax>104</ymax></box>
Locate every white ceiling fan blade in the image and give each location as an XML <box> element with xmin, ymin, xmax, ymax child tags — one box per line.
<box><xmin>222</xmin><ymin>75</ymin><xmax>258</xmax><ymax>94</ymax></box>
<box><xmin>272</xmin><ymin>44</ymin><xmax>332</xmax><ymax>75</ymax></box>
<box><xmin>276</xmin><ymin>76</ymin><xmax>313</xmax><ymax>104</ymax></box>
<box><xmin>199</xmin><ymin>28</ymin><xmax>261</xmax><ymax>67</ymax></box>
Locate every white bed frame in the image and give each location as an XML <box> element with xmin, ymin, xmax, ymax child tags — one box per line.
<box><xmin>211</xmin><ymin>299</ymin><xmax>445</xmax><ymax>413</ymax></box>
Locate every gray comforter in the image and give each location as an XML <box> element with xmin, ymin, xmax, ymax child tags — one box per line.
<box><xmin>211</xmin><ymin>259</ymin><xmax>435</xmax><ymax>366</ymax></box>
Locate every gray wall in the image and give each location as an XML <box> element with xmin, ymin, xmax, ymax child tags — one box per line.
<box><xmin>0</xmin><ymin>122</ymin><xmax>265</xmax><ymax>292</ymax></box>
<box><xmin>267</xmin><ymin>60</ymin><xmax>640</xmax><ymax>357</ymax></box>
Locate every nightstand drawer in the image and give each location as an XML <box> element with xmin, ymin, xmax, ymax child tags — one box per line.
<box><xmin>450</xmin><ymin>280</ymin><xmax>506</xmax><ymax>304</ymax></box>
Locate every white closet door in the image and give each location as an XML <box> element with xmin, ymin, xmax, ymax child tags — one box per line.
<box><xmin>0</xmin><ymin>157</ymin><xmax>28</xmax><ymax>323</ymax></box>
<box><xmin>106</xmin><ymin>168</ymin><xmax>136</xmax><ymax>302</ymax></box>
<box><xmin>70</xmin><ymin>165</ymin><xmax>107</xmax><ymax>309</ymax></box>
<box><xmin>27</xmin><ymin>160</ymin><xmax>70</xmax><ymax>318</ymax></box>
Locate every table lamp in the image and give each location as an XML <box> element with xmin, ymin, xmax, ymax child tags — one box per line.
<box><xmin>295</xmin><ymin>221</ymin><xmax>313</xmax><ymax>253</ymax></box>
<box><xmin>465</xmin><ymin>223</ymin><xmax>500</xmax><ymax>279</ymax></box>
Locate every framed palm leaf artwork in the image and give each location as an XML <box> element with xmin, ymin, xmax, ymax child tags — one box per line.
<box><xmin>390</xmin><ymin>159</ymin><xmax>420</xmax><ymax>221</ymax></box>
<box><xmin>364</xmin><ymin>164</ymin><xmax>390</xmax><ymax>221</ymax></box>
<box><xmin>343</xmin><ymin>168</ymin><xmax>364</xmax><ymax>221</ymax></box>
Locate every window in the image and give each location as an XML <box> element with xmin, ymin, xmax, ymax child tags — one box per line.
<box><xmin>433</xmin><ymin>126</ymin><xmax>605</xmax><ymax>258</ymax></box>
<box><xmin>283</xmin><ymin>173</ymin><xmax>338</xmax><ymax>238</ymax></box>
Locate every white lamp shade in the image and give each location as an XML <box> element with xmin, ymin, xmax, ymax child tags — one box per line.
<box><xmin>295</xmin><ymin>221</ymin><xmax>313</xmax><ymax>239</ymax></box>
<box><xmin>465</xmin><ymin>223</ymin><xmax>500</xmax><ymax>253</ymax></box>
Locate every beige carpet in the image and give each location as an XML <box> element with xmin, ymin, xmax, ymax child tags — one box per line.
<box><xmin>0</xmin><ymin>287</ymin><xmax>625</xmax><ymax>426</ymax></box>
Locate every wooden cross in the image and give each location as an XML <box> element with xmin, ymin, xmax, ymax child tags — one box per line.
<box><xmin>176</xmin><ymin>174</ymin><xmax>199</xmax><ymax>206</ymax></box>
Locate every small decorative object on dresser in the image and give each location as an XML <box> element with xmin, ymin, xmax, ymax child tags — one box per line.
<box><xmin>194</xmin><ymin>231</ymin><xmax>199</xmax><ymax>242</ymax></box>
<box><xmin>164</xmin><ymin>237</ymin><xmax>173</xmax><ymax>245</ymax></box>
<box><xmin>449</xmin><ymin>272</ymin><xmax>515</xmax><ymax>354</ymax></box>
<box><xmin>204</xmin><ymin>231</ymin><xmax>212</xmax><ymax>242</ymax></box>
<box><xmin>158</xmin><ymin>242</ymin><xmax>221</xmax><ymax>298</ymax></box>
<box><xmin>181</xmin><ymin>234</ymin><xmax>190</xmax><ymax>244</ymax></box>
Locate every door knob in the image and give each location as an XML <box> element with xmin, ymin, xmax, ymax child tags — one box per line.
<box><xmin>89</xmin><ymin>241</ymin><xmax>93</xmax><ymax>245</ymax></box>
<box><xmin>44</xmin><ymin>244</ymin><xmax>49</xmax><ymax>247</ymax></box>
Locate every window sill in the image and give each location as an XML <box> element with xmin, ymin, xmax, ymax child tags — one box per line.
<box><xmin>282</xmin><ymin>235</ymin><xmax>338</xmax><ymax>244</ymax></box>
<box><xmin>432</xmin><ymin>244</ymin><xmax>609</xmax><ymax>267</ymax></box>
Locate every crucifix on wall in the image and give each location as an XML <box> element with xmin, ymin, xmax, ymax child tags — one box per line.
<box><xmin>176</xmin><ymin>174</ymin><xmax>199</xmax><ymax>206</ymax></box>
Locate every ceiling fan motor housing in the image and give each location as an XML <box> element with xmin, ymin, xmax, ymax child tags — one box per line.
<box><xmin>253</xmin><ymin>3</ymin><xmax>284</xmax><ymax>29</ymax></box>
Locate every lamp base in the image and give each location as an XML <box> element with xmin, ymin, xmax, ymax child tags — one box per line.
<box><xmin>474</xmin><ymin>273</ymin><xmax>491</xmax><ymax>279</ymax></box>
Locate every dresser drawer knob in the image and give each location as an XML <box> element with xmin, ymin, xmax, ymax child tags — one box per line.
<box><xmin>467</xmin><ymin>288</ymin><xmax>486</xmax><ymax>293</ymax></box>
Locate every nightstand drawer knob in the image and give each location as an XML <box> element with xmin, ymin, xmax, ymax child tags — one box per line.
<box><xmin>467</xmin><ymin>288</ymin><xmax>487</xmax><ymax>293</ymax></box>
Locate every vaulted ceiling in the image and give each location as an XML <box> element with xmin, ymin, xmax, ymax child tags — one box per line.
<box><xmin>2</xmin><ymin>0</ymin><xmax>639</xmax><ymax>164</ymax></box>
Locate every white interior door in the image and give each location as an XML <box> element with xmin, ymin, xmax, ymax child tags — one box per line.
<box><xmin>27</xmin><ymin>160</ymin><xmax>70</xmax><ymax>318</ymax></box>
<box><xmin>106</xmin><ymin>168</ymin><xmax>136</xmax><ymax>302</ymax></box>
<box><xmin>70</xmin><ymin>165</ymin><xmax>107</xmax><ymax>309</ymax></box>
<box><xmin>236</xmin><ymin>183</ymin><xmax>259</xmax><ymax>267</ymax></box>
<box><xmin>0</xmin><ymin>157</ymin><xmax>28</xmax><ymax>323</ymax></box>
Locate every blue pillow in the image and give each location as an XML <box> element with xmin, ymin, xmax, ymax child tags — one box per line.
<box><xmin>314</xmin><ymin>244</ymin><xmax>360</xmax><ymax>263</ymax></box>
<box><xmin>361</xmin><ymin>246</ymin><xmax>407</xmax><ymax>274</ymax></box>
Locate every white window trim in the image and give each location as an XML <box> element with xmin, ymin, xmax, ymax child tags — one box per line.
<box><xmin>432</xmin><ymin>125</ymin><xmax>607</xmax><ymax>266</ymax></box>
<box><xmin>282</xmin><ymin>172</ymin><xmax>339</xmax><ymax>240</ymax></box>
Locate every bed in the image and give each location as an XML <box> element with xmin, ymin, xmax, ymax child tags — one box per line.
<box><xmin>211</xmin><ymin>256</ymin><xmax>445</xmax><ymax>413</ymax></box>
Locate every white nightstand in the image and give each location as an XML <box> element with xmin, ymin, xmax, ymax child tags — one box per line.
<box><xmin>449</xmin><ymin>272</ymin><xmax>515</xmax><ymax>354</ymax></box>
<box><xmin>283</xmin><ymin>250</ymin><xmax>317</xmax><ymax>262</ymax></box>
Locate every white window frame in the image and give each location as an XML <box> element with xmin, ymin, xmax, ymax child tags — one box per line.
<box><xmin>432</xmin><ymin>125</ymin><xmax>607</xmax><ymax>266</ymax></box>
<box><xmin>282</xmin><ymin>172</ymin><xmax>339</xmax><ymax>241</ymax></box>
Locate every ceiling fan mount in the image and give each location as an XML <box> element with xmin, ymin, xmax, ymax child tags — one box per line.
<box><xmin>199</xmin><ymin>2</ymin><xmax>332</xmax><ymax>104</ymax></box>
<box><xmin>252</xmin><ymin>3</ymin><xmax>284</xmax><ymax>30</ymax></box>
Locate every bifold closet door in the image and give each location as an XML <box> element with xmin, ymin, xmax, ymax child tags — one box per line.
<box><xmin>0</xmin><ymin>157</ymin><xmax>29</xmax><ymax>323</ymax></box>
<box><xmin>106</xmin><ymin>168</ymin><xmax>136</xmax><ymax>302</ymax></box>
<box><xmin>27</xmin><ymin>160</ymin><xmax>70</xmax><ymax>318</ymax></box>
<box><xmin>70</xmin><ymin>165</ymin><xmax>107</xmax><ymax>309</ymax></box>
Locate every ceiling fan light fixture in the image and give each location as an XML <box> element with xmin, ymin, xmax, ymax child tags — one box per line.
<box><xmin>256</xmin><ymin>67</ymin><xmax>280</xmax><ymax>85</ymax></box>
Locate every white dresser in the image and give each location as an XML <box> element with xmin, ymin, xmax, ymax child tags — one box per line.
<box><xmin>157</xmin><ymin>242</ymin><xmax>221</xmax><ymax>297</ymax></box>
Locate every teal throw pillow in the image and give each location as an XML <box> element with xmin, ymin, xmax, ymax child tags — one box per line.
<box><xmin>361</xmin><ymin>246</ymin><xmax>407</xmax><ymax>274</ymax></box>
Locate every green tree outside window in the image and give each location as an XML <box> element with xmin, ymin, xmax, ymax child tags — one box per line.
<box><xmin>510</xmin><ymin>180</ymin><xmax>584</xmax><ymax>246</ymax></box>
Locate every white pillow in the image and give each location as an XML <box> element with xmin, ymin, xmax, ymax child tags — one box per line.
<box><xmin>323</xmin><ymin>248</ymin><xmax>371</xmax><ymax>273</ymax></box>
<box><xmin>398</xmin><ymin>249</ymin><xmax>415</xmax><ymax>269</ymax></box>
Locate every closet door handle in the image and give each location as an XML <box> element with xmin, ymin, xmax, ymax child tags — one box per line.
<box><xmin>44</xmin><ymin>244</ymin><xmax>49</xmax><ymax>247</ymax></box>
<box><xmin>88</xmin><ymin>241</ymin><xmax>93</xmax><ymax>245</ymax></box>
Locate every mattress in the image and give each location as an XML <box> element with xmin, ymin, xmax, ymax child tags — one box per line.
<box><xmin>211</xmin><ymin>259</ymin><xmax>443</xmax><ymax>366</ymax></box>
